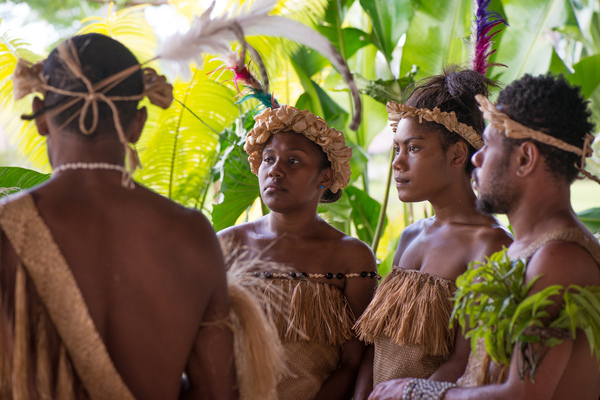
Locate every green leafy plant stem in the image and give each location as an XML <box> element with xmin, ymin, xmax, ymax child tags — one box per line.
<box><xmin>371</xmin><ymin>146</ymin><xmax>394</xmax><ymax>252</ymax></box>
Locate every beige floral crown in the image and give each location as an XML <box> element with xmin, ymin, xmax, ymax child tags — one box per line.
<box><xmin>244</xmin><ymin>105</ymin><xmax>353</xmax><ymax>193</ymax></box>
<box><xmin>12</xmin><ymin>39</ymin><xmax>173</xmax><ymax>189</ymax></box>
<box><xmin>476</xmin><ymin>94</ymin><xmax>599</xmax><ymax>184</ymax></box>
<box><xmin>386</xmin><ymin>101</ymin><xmax>483</xmax><ymax>150</ymax></box>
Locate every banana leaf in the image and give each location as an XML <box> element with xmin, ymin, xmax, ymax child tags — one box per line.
<box><xmin>492</xmin><ymin>0</ymin><xmax>575</xmax><ymax>84</ymax></box>
<box><xmin>399</xmin><ymin>0</ymin><xmax>474</xmax><ymax>80</ymax></box>
<box><xmin>211</xmin><ymin>142</ymin><xmax>260</xmax><ymax>232</ymax></box>
<box><xmin>0</xmin><ymin>166</ymin><xmax>50</xmax><ymax>197</ymax></box>
<box><xmin>577</xmin><ymin>208</ymin><xmax>600</xmax><ymax>234</ymax></box>
<box><xmin>345</xmin><ymin>185</ymin><xmax>387</xmax><ymax>245</ymax></box>
<box><xmin>359</xmin><ymin>0</ymin><xmax>413</xmax><ymax>64</ymax></box>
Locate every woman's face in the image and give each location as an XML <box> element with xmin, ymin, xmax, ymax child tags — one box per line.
<box><xmin>258</xmin><ymin>131</ymin><xmax>330</xmax><ymax>213</ymax></box>
<box><xmin>392</xmin><ymin>118</ymin><xmax>454</xmax><ymax>203</ymax></box>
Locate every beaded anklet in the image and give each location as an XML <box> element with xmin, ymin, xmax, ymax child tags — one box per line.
<box><xmin>402</xmin><ymin>379</ymin><xmax>456</xmax><ymax>400</ymax></box>
<box><xmin>250</xmin><ymin>271</ymin><xmax>381</xmax><ymax>280</ymax></box>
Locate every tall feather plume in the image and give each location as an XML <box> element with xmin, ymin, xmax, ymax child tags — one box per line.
<box><xmin>470</xmin><ymin>0</ymin><xmax>508</xmax><ymax>75</ymax></box>
<box><xmin>159</xmin><ymin>0</ymin><xmax>362</xmax><ymax>130</ymax></box>
<box><xmin>213</xmin><ymin>50</ymin><xmax>279</xmax><ymax>112</ymax></box>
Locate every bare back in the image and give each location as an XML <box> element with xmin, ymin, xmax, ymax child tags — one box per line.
<box><xmin>11</xmin><ymin>173</ymin><xmax>237</xmax><ymax>400</ymax></box>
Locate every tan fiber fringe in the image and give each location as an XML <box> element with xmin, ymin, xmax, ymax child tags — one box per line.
<box><xmin>34</xmin><ymin>303</ymin><xmax>52</xmax><ymax>400</ymax></box>
<box><xmin>355</xmin><ymin>268</ymin><xmax>457</xmax><ymax>356</ymax></box>
<box><xmin>13</xmin><ymin>263</ymin><xmax>28</xmax><ymax>400</ymax></box>
<box><xmin>220</xmin><ymin>238</ymin><xmax>291</xmax><ymax>400</ymax></box>
<box><xmin>228</xmin><ymin>284</ymin><xmax>285</xmax><ymax>400</ymax></box>
<box><xmin>516</xmin><ymin>227</ymin><xmax>600</xmax><ymax>266</ymax></box>
<box><xmin>478</xmin><ymin>353</ymin><xmax>509</xmax><ymax>386</ymax></box>
<box><xmin>220</xmin><ymin>237</ymin><xmax>356</xmax><ymax>346</ymax></box>
<box><xmin>0</xmin><ymin>194</ymin><xmax>133</xmax><ymax>400</ymax></box>
<box><xmin>265</xmin><ymin>279</ymin><xmax>356</xmax><ymax>346</ymax></box>
<box><xmin>0</xmin><ymin>253</ymin><xmax>10</xmax><ymax>400</ymax></box>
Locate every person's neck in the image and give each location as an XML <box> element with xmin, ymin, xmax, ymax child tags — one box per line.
<box><xmin>429</xmin><ymin>177</ymin><xmax>481</xmax><ymax>224</ymax></box>
<box><xmin>266</xmin><ymin>209</ymin><xmax>322</xmax><ymax>238</ymax></box>
<box><xmin>508</xmin><ymin>183</ymin><xmax>575</xmax><ymax>243</ymax></box>
<box><xmin>49</xmin><ymin>129</ymin><xmax>126</xmax><ymax>168</ymax></box>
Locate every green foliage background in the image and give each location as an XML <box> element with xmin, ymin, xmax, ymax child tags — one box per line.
<box><xmin>1</xmin><ymin>0</ymin><xmax>600</xmax><ymax>274</ymax></box>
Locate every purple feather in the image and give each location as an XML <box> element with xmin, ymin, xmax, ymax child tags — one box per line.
<box><xmin>471</xmin><ymin>0</ymin><xmax>508</xmax><ymax>75</ymax></box>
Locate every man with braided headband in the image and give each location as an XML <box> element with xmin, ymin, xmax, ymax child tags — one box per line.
<box><xmin>3</xmin><ymin>33</ymin><xmax>238</xmax><ymax>399</ymax></box>
<box><xmin>218</xmin><ymin>104</ymin><xmax>378</xmax><ymax>400</ymax></box>
<box><xmin>370</xmin><ymin>74</ymin><xmax>600</xmax><ymax>400</ymax></box>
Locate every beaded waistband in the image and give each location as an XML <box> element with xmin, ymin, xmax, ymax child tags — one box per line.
<box><xmin>249</xmin><ymin>270</ymin><xmax>381</xmax><ymax>280</ymax></box>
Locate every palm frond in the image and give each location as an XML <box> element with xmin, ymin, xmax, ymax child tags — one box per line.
<box><xmin>77</xmin><ymin>3</ymin><xmax>158</xmax><ymax>64</ymax></box>
<box><xmin>136</xmin><ymin>57</ymin><xmax>239</xmax><ymax>209</ymax></box>
<box><xmin>0</xmin><ymin>26</ymin><xmax>48</xmax><ymax>171</ymax></box>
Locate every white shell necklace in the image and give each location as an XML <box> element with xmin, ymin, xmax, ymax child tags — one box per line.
<box><xmin>52</xmin><ymin>162</ymin><xmax>127</xmax><ymax>175</ymax></box>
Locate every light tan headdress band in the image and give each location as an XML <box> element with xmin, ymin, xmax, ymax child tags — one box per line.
<box><xmin>386</xmin><ymin>101</ymin><xmax>483</xmax><ymax>150</ymax></box>
<box><xmin>244</xmin><ymin>105</ymin><xmax>352</xmax><ymax>193</ymax></box>
<box><xmin>475</xmin><ymin>94</ymin><xmax>599</xmax><ymax>184</ymax></box>
<box><xmin>12</xmin><ymin>39</ymin><xmax>173</xmax><ymax>189</ymax></box>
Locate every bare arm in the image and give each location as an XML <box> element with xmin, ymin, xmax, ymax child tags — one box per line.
<box><xmin>428</xmin><ymin>330</ymin><xmax>470</xmax><ymax>383</ymax></box>
<box><xmin>429</xmin><ymin>226</ymin><xmax>513</xmax><ymax>382</ymax></box>
<box><xmin>182</xmin><ymin>227</ymin><xmax>239</xmax><ymax>400</ymax></box>
<box><xmin>371</xmin><ymin>241</ymin><xmax>600</xmax><ymax>400</ymax></box>
<box><xmin>353</xmin><ymin>345</ymin><xmax>374</xmax><ymax>400</ymax></box>
<box><xmin>316</xmin><ymin>241</ymin><xmax>377</xmax><ymax>400</ymax></box>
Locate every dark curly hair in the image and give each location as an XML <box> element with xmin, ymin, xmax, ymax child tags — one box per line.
<box><xmin>406</xmin><ymin>66</ymin><xmax>499</xmax><ymax>175</ymax></box>
<box><xmin>42</xmin><ymin>33</ymin><xmax>143</xmax><ymax>136</ymax></box>
<box><xmin>496</xmin><ymin>74</ymin><xmax>595</xmax><ymax>183</ymax></box>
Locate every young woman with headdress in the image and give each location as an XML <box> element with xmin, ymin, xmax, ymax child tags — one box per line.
<box><xmin>353</xmin><ymin>2</ymin><xmax>513</xmax><ymax>399</ymax></box>
<box><xmin>216</xmin><ymin>54</ymin><xmax>378</xmax><ymax>400</ymax></box>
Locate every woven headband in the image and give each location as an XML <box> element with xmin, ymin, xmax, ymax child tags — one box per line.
<box><xmin>12</xmin><ymin>39</ymin><xmax>173</xmax><ymax>189</ymax></box>
<box><xmin>244</xmin><ymin>105</ymin><xmax>352</xmax><ymax>194</ymax></box>
<box><xmin>475</xmin><ymin>94</ymin><xmax>599</xmax><ymax>184</ymax></box>
<box><xmin>386</xmin><ymin>101</ymin><xmax>483</xmax><ymax>150</ymax></box>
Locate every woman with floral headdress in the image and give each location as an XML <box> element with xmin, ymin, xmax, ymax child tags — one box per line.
<box><xmin>353</xmin><ymin>67</ymin><xmax>514</xmax><ymax>399</ymax></box>
<box><xmin>218</xmin><ymin>104</ymin><xmax>378</xmax><ymax>400</ymax></box>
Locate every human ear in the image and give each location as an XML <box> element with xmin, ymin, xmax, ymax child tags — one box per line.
<box><xmin>449</xmin><ymin>141</ymin><xmax>469</xmax><ymax>167</ymax></box>
<box><xmin>318</xmin><ymin>167</ymin><xmax>334</xmax><ymax>190</ymax></box>
<box><xmin>32</xmin><ymin>97</ymin><xmax>49</xmax><ymax>137</ymax></box>
<box><xmin>128</xmin><ymin>106</ymin><xmax>147</xmax><ymax>144</ymax></box>
<box><xmin>515</xmin><ymin>141</ymin><xmax>539</xmax><ymax>177</ymax></box>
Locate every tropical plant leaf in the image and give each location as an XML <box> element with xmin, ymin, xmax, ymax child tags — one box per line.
<box><xmin>136</xmin><ymin>60</ymin><xmax>239</xmax><ymax>209</ymax></box>
<box><xmin>345</xmin><ymin>185</ymin><xmax>386</xmax><ymax>245</ymax></box>
<box><xmin>295</xmin><ymin>79</ymin><xmax>349</xmax><ymax>131</ymax></box>
<box><xmin>316</xmin><ymin>26</ymin><xmax>372</xmax><ymax>60</ymax></box>
<box><xmin>352</xmin><ymin>67</ymin><xmax>417</xmax><ymax>105</ymax></box>
<box><xmin>211</xmin><ymin>142</ymin><xmax>260</xmax><ymax>232</ymax></box>
<box><xmin>577</xmin><ymin>207</ymin><xmax>600</xmax><ymax>234</ymax></box>
<box><xmin>491</xmin><ymin>0</ymin><xmax>575</xmax><ymax>84</ymax></box>
<box><xmin>566</xmin><ymin>53</ymin><xmax>600</xmax><ymax>98</ymax></box>
<box><xmin>78</xmin><ymin>3</ymin><xmax>158</xmax><ymax>64</ymax></box>
<box><xmin>0</xmin><ymin>28</ymin><xmax>48</xmax><ymax>171</ymax></box>
<box><xmin>0</xmin><ymin>166</ymin><xmax>50</xmax><ymax>197</ymax></box>
<box><xmin>359</xmin><ymin>0</ymin><xmax>413</xmax><ymax>63</ymax></box>
<box><xmin>400</xmin><ymin>0</ymin><xmax>473</xmax><ymax>79</ymax></box>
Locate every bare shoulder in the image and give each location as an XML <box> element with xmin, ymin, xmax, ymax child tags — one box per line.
<box><xmin>135</xmin><ymin>191</ymin><xmax>225</xmax><ymax>280</ymax></box>
<box><xmin>339</xmin><ymin>234</ymin><xmax>377</xmax><ymax>272</ymax></box>
<box><xmin>525</xmin><ymin>239</ymin><xmax>600</xmax><ymax>288</ymax></box>
<box><xmin>471</xmin><ymin>220</ymin><xmax>513</xmax><ymax>260</ymax></box>
<box><xmin>320</xmin><ymin>222</ymin><xmax>376</xmax><ymax>273</ymax></box>
<box><xmin>216</xmin><ymin>220</ymin><xmax>258</xmax><ymax>246</ymax></box>
<box><xmin>400</xmin><ymin>218</ymin><xmax>429</xmax><ymax>243</ymax></box>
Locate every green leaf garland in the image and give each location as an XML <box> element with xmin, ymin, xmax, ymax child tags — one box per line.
<box><xmin>451</xmin><ymin>247</ymin><xmax>600</xmax><ymax>380</ymax></box>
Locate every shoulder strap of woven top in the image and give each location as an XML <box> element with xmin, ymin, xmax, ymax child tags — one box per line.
<box><xmin>517</xmin><ymin>227</ymin><xmax>600</xmax><ymax>266</ymax></box>
<box><xmin>0</xmin><ymin>193</ymin><xmax>135</xmax><ymax>400</ymax></box>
